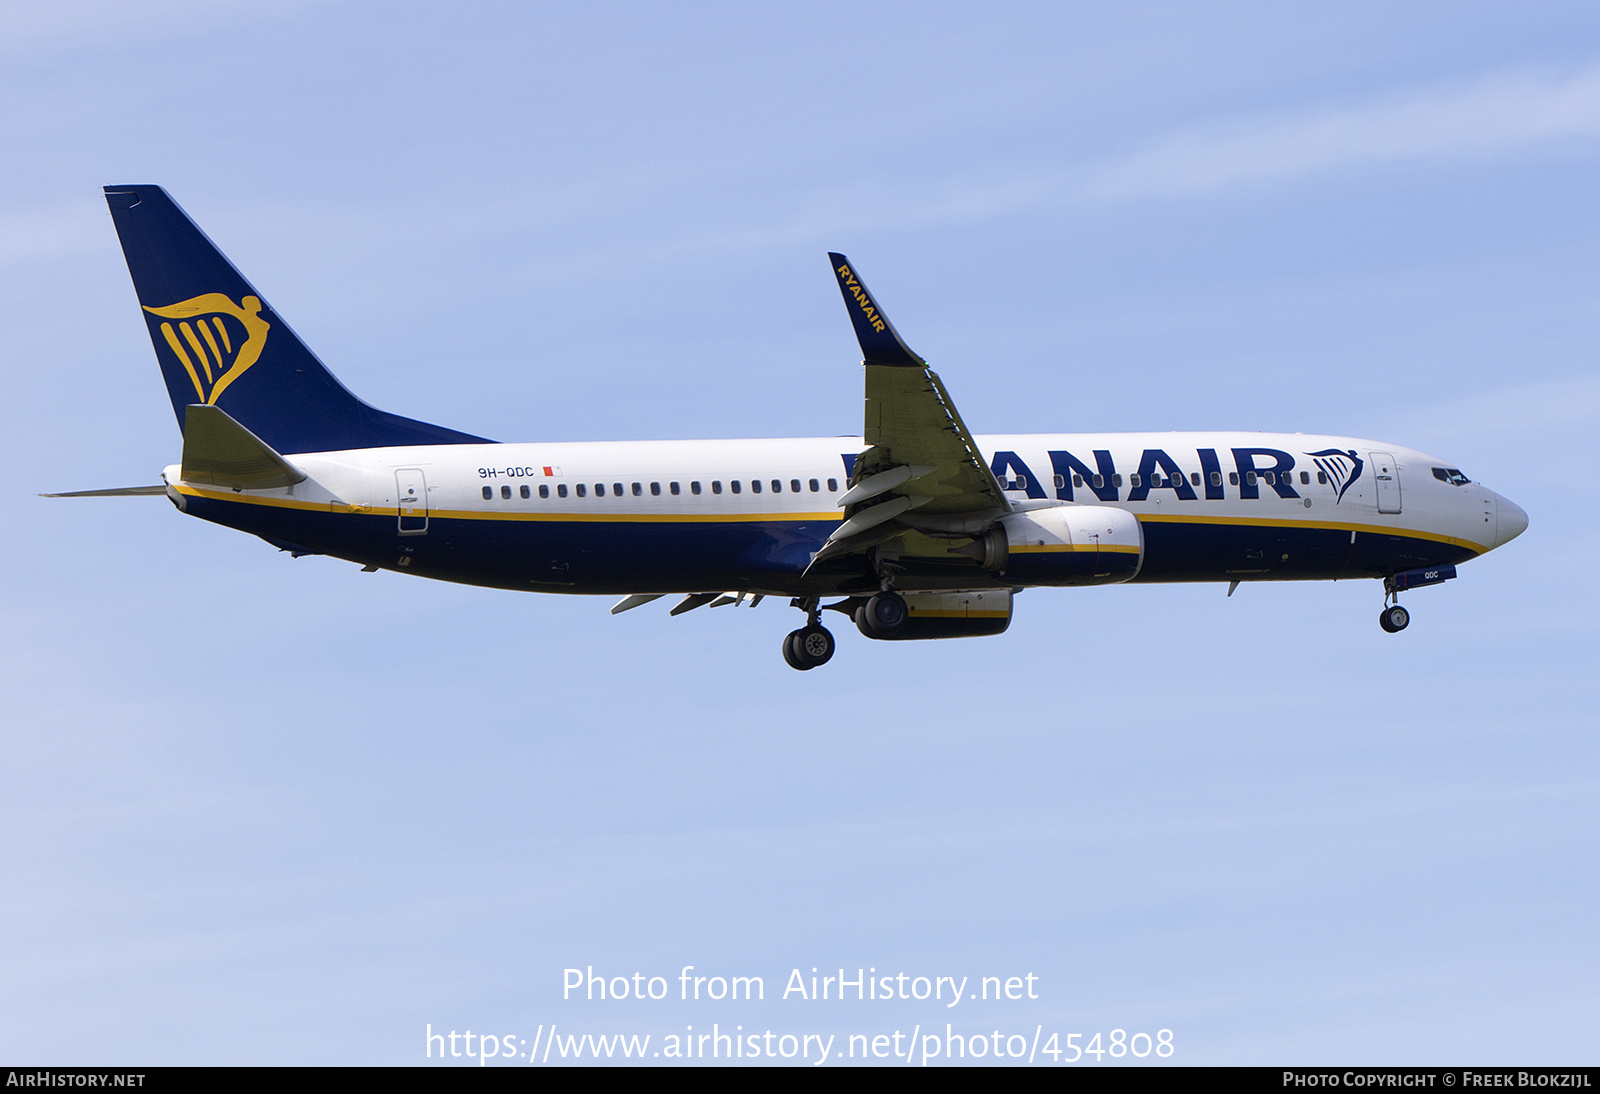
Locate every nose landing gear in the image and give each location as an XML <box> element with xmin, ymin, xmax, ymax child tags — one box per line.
<box><xmin>1378</xmin><ymin>603</ymin><xmax>1410</xmax><ymax>633</ymax></box>
<box><xmin>1379</xmin><ymin>573</ymin><xmax>1415</xmax><ymax>633</ymax></box>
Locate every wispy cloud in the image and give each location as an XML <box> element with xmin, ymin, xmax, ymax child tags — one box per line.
<box><xmin>1088</xmin><ymin>64</ymin><xmax>1600</xmax><ymax>199</ymax></box>
<box><xmin>0</xmin><ymin>202</ymin><xmax>103</xmax><ymax>263</ymax></box>
<box><xmin>1401</xmin><ymin>374</ymin><xmax>1600</xmax><ymax>451</ymax></box>
<box><xmin>0</xmin><ymin>0</ymin><xmax>336</xmax><ymax>55</ymax></box>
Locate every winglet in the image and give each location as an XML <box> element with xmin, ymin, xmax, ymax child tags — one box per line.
<box><xmin>827</xmin><ymin>253</ymin><xmax>925</xmax><ymax>367</ymax></box>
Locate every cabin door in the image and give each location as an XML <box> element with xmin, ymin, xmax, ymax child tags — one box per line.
<box><xmin>1370</xmin><ymin>452</ymin><xmax>1401</xmax><ymax>514</ymax></box>
<box><xmin>397</xmin><ymin>469</ymin><xmax>429</xmax><ymax>534</ymax></box>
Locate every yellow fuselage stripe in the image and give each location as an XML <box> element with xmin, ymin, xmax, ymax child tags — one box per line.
<box><xmin>1133</xmin><ymin>511</ymin><xmax>1486</xmax><ymax>553</ymax></box>
<box><xmin>172</xmin><ymin>485</ymin><xmax>1487</xmax><ymax>551</ymax></box>
<box><xmin>1009</xmin><ymin>543</ymin><xmax>1142</xmax><ymax>554</ymax></box>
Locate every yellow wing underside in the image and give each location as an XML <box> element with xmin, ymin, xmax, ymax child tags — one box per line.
<box><xmin>858</xmin><ymin>364</ymin><xmax>1005</xmax><ymax>515</ymax></box>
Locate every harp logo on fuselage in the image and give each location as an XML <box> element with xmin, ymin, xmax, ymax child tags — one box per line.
<box><xmin>1305</xmin><ymin>449</ymin><xmax>1364</xmax><ymax>504</ymax></box>
<box><xmin>143</xmin><ymin>293</ymin><xmax>271</xmax><ymax>405</ymax></box>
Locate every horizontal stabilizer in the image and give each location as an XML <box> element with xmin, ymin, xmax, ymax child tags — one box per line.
<box><xmin>827</xmin><ymin>253</ymin><xmax>925</xmax><ymax>367</ymax></box>
<box><xmin>40</xmin><ymin>485</ymin><xmax>166</xmax><ymax>497</ymax></box>
<box><xmin>182</xmin><ymin>404</ymin><xmax>306</xmax><ymax>489</ymax></box>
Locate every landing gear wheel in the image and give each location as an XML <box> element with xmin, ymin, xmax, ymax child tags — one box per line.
<box><xmin>782</xmin><ymin>630</ymin><xmax>811</xmax><ymax>670</ymax></box>
<box><xmin>856</xmin><ymin>591</ymin><xmax>909</xmax><ymax>639</ymax></box>
<box><xmin>798</xmin><ymin>625</ymin><xmax>834</xmax><ymax>666</ymax></box>
<box><xmin>781</xmin><ymin>626</ymin><xmax>835</xmax><ymax>670</ymax></box>
<box><xmin>1379</xmin><ymin>604</ymin><xmax>1410</xmax><ymax>633</ymax></box>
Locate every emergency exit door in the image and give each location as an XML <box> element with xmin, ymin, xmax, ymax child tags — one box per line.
<box><xmin>1370</xmin><ymin>452</ymin><xmax>1401</xmax><ymax>514</ymax></box>
<box><xmin>397</xmin><ymin>469</ymin><xmax>428</xmax><ymax>534</ymax></box>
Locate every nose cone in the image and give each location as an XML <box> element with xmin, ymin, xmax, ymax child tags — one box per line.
<box><xmin>1494</xmin><ymin>493</ymin><xmax>1529</xmax><ymax>547</ymax></box>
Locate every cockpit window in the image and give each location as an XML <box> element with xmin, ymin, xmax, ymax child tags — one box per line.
<box><xmin>1431</xmin><ymin>467</ymin><xmax>1470</xmax><ymax>486</ymax></box>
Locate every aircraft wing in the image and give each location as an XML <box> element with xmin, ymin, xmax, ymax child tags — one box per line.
<box><xmin>816</xmin><ymin>254</ymin><xmax>1007</xmax><ymax>565</ymax></box>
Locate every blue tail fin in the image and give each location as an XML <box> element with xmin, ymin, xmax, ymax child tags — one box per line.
<box><xmin>104</xmin><ymin>185</ymin><xmax>494</xmax><ymax>454</ymax></box>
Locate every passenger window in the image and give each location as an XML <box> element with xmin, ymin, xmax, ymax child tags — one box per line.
<box><xmin>1245</xmin><ymin>472</ymin><xmax>1257</xmax><ymax>485</ymax></box>
<box><xmin>539</xmin><ymin>484</ymin><xmax>549</xmax><ymax>499</ymax></box>
<box><xmin>613</xmin><ymin>483</ymin><xmax>623</xmax><ymax>496</ymax></box>
<box><xmin>1092</xmin><ymin>474</ymin><xmax>1104</xmax><ymax>488</ymax></box>
<box><xmin>690</xmin><ymin>481</ymin><xmax>701</xmax><ymax>495</ymax></box>
<box><xmin>1317</xmin><ymin>472</ymin><xmax>1328</xmax><ymax>484</ymax></box>
<box><xmin>712</xmin><ymin>481</ymin><xmax>722</xmax><ymax>494</ymax></box>
<box><xmin>576</xmin><ymin>484</ymin><xmax>587</xmax><ymax>497</ymax></box>
<box><xmin>827</xmin><ymin>478</ymin><xmax>838</xmax><ymax>491</ymax></box>
<box><xmin>1112</xmin><ymin>474</ymin><xmax>1123</xmax><ymax>488</ymax></box>
<box><xmin>809</xmin><ymin>479</ymin><xmax>820</xmax><ymax>492</ymax></box>
<box><xmin>749</xmin><ymin>480</ymin><xmax>759</xmax><ymax>493</ymax></box>
<box><xmin>520</xmin><ymin>484</ymin><xmax>530</xmax><ymax>499</ymax></box>
<box><xmin>557</xmin><ymin>484</ymin><xmax>568</xmax><ymax>498</ymax></box>
<box><xmin>670</xmin><ymin>482</ymin><xmax>681</xmax><ymax>495</ymax></box>
<box><xmin>1191</xmin><ymin>472</ymin><xmax>1201</xmax><ymax>486</ymax></box>
<box><xmin>791</xmin><ymin>479</ymin><xmax>801</xmax><ymax>493</ymax></box>
<box><xmin>731</xmin><ymin>480</ymin><xmax>741</xmax><ymax>494</ymax></box>
<box><xmin>1262</xmin><ymin>472</ymin><xmax>1275</xmax><ymax>486</ymax></box>
<box><xmin>650</xmin><ymin>482</ymin><xmax>660</xmax><ymax>496</ymax></box>
<box><xmin>482</xmin><ymin>486</ymin><xmax>492</xmax><ymax>500</ymax></box>
<box><xmin>632</xmin><ymin>482</ymin><xmax>642</xmax><ymax>496</ymax></box>
<box><xmin>773</xmin><ymin>479</ymin><xmax>783</xmax><ymax>493</ymax></box>
<box><xmin>1130</xmin><ymin>474</ymin><xmax>1141</xmax><ymax>487</ymax></box>
<box><xmin>500</xmin><ymin>485</ymin><xmax>511</xmax><ymax>499</ymax></box>
<box><xmin>1229</xmin><ymin>472</ymin><xmax>1239</xmax><ymax>486</ymax></box>
<box><xmin>1073</xmin><ymin>474</ymin><xmax>1083</xmax><ymax>488</ymax></box>
<box><xmin>1210</xmin><ymin>471</ymin><xmax>1222</xmax><ymax>487</ymax></box>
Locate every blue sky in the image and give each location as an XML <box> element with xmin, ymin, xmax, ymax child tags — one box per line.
<box><xmin>1</xmin><ymin>0</ymin><xmax>1596</xmax><ymax>1065</ymax></box>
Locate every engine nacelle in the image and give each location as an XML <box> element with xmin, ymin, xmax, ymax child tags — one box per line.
<box><xmin>858</xmin><ymin>590</ymin><xmax>1012</xmax><ymax>641</ymax></box>
<box><xmin>990</xmin><ymin>504</ymin><xmax>1144</xmax><ymax>586</ymax></box>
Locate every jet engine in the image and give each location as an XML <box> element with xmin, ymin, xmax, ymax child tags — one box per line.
<box><xmin>856</xmin><ymin>589</ymin><xmax>1013</xmax><ymax>641</ymax></box>
<box><xmin>959</xmin><ymin>504</ymin><xmax>1144</xmax><ymax>586</ymax></box>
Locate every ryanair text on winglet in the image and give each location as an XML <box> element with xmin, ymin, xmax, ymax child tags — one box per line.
<box><xmin>835</xmin><ymin>263</ymin><xmax>888</xmax><ymax>333</ymax></box>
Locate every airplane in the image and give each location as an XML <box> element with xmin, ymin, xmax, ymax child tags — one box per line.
<box><xmin>49</xmin><ymin>185</ymin><xmax>1528</xmax><ymax>670</ymax></box>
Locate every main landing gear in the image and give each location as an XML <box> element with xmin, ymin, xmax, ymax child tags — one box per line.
<box><xmin>781</xmin><ymin>590</ymin><xmax>912</xmax><ymax>669</ymax></box>
<box><xmin>783</xmin><ymin>625</ymin><xmax>835</xmax><ymax>670</ymax></box>
<box><xmin>782</xmin><ymin>597</ymin><xmax>836</xmax><ymax>671</ymax></box>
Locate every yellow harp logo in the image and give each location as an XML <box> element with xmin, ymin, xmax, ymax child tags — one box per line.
<box><xmin>143</xmin><ymin>293</ymin><xmax>271</xmax><ymax>405</ymax></box>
